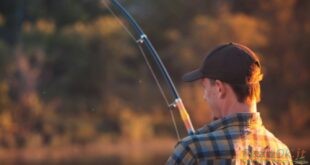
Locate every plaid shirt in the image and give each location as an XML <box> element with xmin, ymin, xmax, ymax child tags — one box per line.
<box><xmin>167</xmin><ymin>112</ymin><xmax>293</xmax><ymax>165</ymax></box>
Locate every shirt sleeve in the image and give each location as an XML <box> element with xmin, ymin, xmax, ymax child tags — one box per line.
<box><xmin>166</xmin><ymin>142</ymin><xmax>196</xmax><ymax>165</ymax></box>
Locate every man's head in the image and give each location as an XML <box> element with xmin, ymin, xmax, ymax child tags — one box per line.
<box><xmin>182</xmin><ymin>43</ymin><xmax>263</xmax><ymax>118</ymax></box>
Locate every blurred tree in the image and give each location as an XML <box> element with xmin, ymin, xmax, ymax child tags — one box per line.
<box><xmin>252</xmin><ymin>0</ymin><xmax>310</xmax><ymax>121</ymax></box>
<box><xmin>0</xmin><ymin>0</ymin><xmax>25</xmax><ymax>45</ymax></box>
<box><xmin>0</xmin><ymin>0</ymin><xmax>308</xmax><ymax>152</ymax></box>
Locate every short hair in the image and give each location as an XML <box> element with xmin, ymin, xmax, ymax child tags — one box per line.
<box><xmin>231</xmin><ymin>63</ymin><xmax>263</xmax><ymax>104</ymax></box>
<box><xmin>210</xmin><ymin>63</ymin><xmax>263</xmax><ymax>104</ymax></box>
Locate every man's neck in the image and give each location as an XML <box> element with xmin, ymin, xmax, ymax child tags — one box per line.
<box><xmin>223</xmin><ymin>100</ymin><xmax>257</xmax><ymax>117</ymax></box>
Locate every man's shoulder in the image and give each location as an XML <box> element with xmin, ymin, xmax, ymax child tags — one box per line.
<box><xmin>178</xmin><ymin>129</ymin><xmax>236</xmax><ymax>159</ymax></box>
<box><xmin>181</xmin><ymin>129</ymin><xmax>228</xmax><ymax>144</ymax></box>
<box><xmin>171</xmin><ymin>127</ymin><xmax>292</xmax><ymax>163</ymax></box>
<box><xmin>263</xmin><ymin>128</ymin><xmax>291</xmax><ymax>151</ymax></box>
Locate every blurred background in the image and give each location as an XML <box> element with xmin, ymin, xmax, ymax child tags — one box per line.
<box><xmin>0</xmin><ymin>0</ymin><xmax>309</xmax><ymax>164</ymax></box>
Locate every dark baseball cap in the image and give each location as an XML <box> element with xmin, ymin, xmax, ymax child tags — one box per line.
<box><xmin>182</xmin><ymin>42</ymin><xmax>262</xmax><ymax>84</ymax></box>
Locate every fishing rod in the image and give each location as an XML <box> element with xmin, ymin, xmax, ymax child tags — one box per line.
<box><xmin>103</xmin><ymin>0</ymin><xmax>195</xmax><ymax>138</ymax></box>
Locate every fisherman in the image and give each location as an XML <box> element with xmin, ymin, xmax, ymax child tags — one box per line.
<box><xmin>167</xmin><ymin>43</ymin><xmax>293</xmax><ymax>164</ymax></box>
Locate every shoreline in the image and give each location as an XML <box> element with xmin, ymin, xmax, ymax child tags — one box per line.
<box><xmin>0</xmin><ymin>137</ymin><xmax>176</xmax><ymax>163</ymax></box>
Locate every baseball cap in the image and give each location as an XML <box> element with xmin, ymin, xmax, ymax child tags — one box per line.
<box><xmin>182</xmin><ymin>42</ymin><xmax>262</xmax><ymax>84</ymax></box>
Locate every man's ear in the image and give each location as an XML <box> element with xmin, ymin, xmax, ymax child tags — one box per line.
<box><xmin>215</xmin><ymin>80</ymin><xmax>226</xmax><ymax>98</ymax></box>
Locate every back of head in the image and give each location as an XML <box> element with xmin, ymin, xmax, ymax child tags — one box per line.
<box><xmin>226</xmin><ymin>43</ymin><xmax>263</xmax><ymax>104</ymax></box>
<box><xmin>182</xmin><ymin>42</ymin><xmax>263</xmax><ymax>104</ymax></box>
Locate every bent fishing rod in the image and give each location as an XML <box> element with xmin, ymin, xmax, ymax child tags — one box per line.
<box><xmin>103</xmin><ymin>0</ymin><xmax>195</xmax><ymax>138</ymax></box>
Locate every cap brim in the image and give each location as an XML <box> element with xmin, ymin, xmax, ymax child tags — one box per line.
<box><xmin>182</xmin><ymin>69</ymin><xmax>204</xmax><ymax>82</ymax></box>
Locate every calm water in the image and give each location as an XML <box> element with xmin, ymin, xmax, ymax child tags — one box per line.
<box><xmin>0</xmin><ymin>154</ymin><xmax>169</xmax><ymax>165</ymax></box>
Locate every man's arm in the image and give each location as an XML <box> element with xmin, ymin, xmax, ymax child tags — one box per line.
<box><xmin>166</xmin><ymin>142</ymin><xmax>197</xmax><ymax>165</ymax></box>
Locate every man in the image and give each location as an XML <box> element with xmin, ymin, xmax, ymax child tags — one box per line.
<box><xmin>167</xmin><ymin>43</ymin><xmax>293</xmax><ymax>164</ymax></box>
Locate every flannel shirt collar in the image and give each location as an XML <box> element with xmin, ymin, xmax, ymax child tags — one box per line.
<box><xmin>196</xmin><ymin>112</ymin><xmax>263</xmax><ymax>134</ymax></box>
